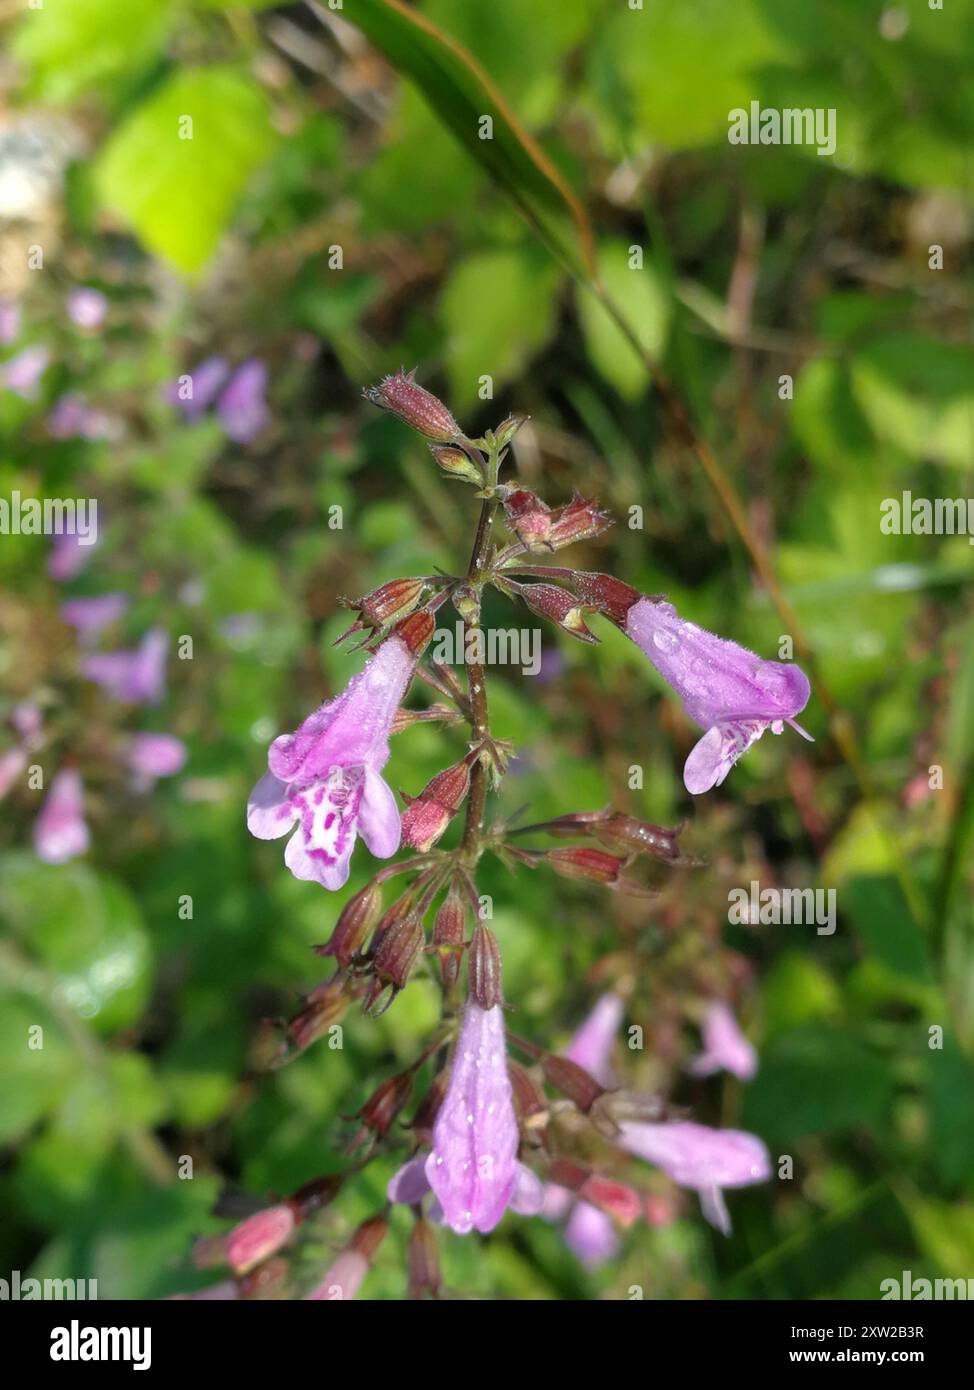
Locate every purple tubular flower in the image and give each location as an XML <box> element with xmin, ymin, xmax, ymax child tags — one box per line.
<box><xmin>387</xmin><ymin>1002</ymin><xmax>544</xmax><ymax>1235</ymax></box>
<box><xmin>81</xmin><ymin>627</ymin><xmax>168</xmax><ymax>704</ymax></box>
<box><xmin>247</xmin><ymin>636</ymin><xmax>413</xmax><ymax>890</ymax></box>
<box><xmin>216</xmin><ymin>359</ymin><xmax>270</xmax><ymax>444</ymax></box>
<box><xmin>167</xmin><ymin>356</ymin><xmax>230</xmax><ymax>420</ymax></box>
<box><xmin>3</xmin><ymin>345</ymin><xmax>50</xmax><ymax>399</ymax></box>
<box><xmin>425</xmin><ymin>1001</ymin><xmax>542</xmax><ymax>1234</ymax></box>
<box><xmin>60</xmin><ymin>593</ymin><xmax>129</xmax><ymax>642</ymax></box>
<box><xmin>625</xmin><ymin>598</ymin><xmax>812</xmax><ymax>795</ymax></box>
<box><xmin>564</xmin><ymin>992</ymin><xmax>624</xmax><ymax>1088</ymax></box>
<box><xmin>128</xmin><ymin>733</ymin><xmax>187</xmax><ymax>786</ymax></box>
<box><xmin>617</xmin><ymin>1120</ymin><xmax>770</xmax><ymax>1236</ymax></box>
<box><xmin>690</xmin><ymin>1001</ymin><xmax>758</xmax><ymax>1081</ymax></box>
<box><xmin>48</xmin><ymin>529</ymin><xmax>97</xmax><ymax>582</ymax></box>
<box><xmin>67</xmin><ymin>288</ymin><xmax>108</xmax><ymax>330</ymax></box>
<box><xmin>33</xmin><ymin>769</ymin><xmax>90</xmax><ymax>864</ymax></box>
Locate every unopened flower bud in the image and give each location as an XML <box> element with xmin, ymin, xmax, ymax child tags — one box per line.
<box><xmin>592</xmin><ymin>813</ymin><xmax>685</xmax><ymax>862</ymax></box>
<box><xmin>341</xmin><ymin>577</ymin><xmax>425</xmax><ymax>633</ymax></box>
<box><xmin>492</xmin><ymin>415</ymin><xmax>526</xmax><ymax>450</ymax></box>
<box><xmin>517</xmin><ymin>583</ymin><xmax>598</xmax><ymax>643</ymax></box>
<box><xmin>547</xmin><ymin>493</ymin><xmax>613</xmax><ymax>549</ymax></box>
<box><xmin>372</xmin><ymin>911</ymin><xmax>424</xmax><ymax>993</ymax></box>
<box><xmin>226</xmin><ymin>1204</ymin><xmax>296</xmax><ymax>1275</ymax></box>
<box><xmin>315</xmin><ymin>880</ymin><xmax>382</xmax><ymax>967</ymax></box>
<box><xmin>541</xmin><ymin>1054</ymin><xmax>604</xmax><ymax>1112</ymax></box>
<box><xmin>429</xmin><ymin>443</ymin><xmax>483</xmax><ymax>485</ymax></box>
<box><xmin>391</xmin><ymin>608</ymin><xmax>435</xmax><ymax>656</ymax></box>
<box><xmin>503</xmin><ymin>488</ymin><xmax>552</xmax><ymax>550</ymax></box>
<box><xmin>408</xmin><ymin>1218</ymin><xmax>441</xmax><ymax>1299</ymax></box>
<box><xmin>579</xmin><ymin>1175</ymin><xmax>642</xmax><ymax>1228</ymax></box>
<box><xmin>572</xmin><ymin>571</ymin><xmax>641</xmax><ymax>626</ymax></box>
<box><xmin>468</xmin><ymin>923</ymin><xmax>503</xmax><ymax>1010</ymax></box>
<box><xmin>509</xmin><ymin>1061</ymin><xmax>547</xmax><ymax>1121</ymax></box>
<box><xmin>401</xmin><ymin>752</ymin><xmax>476</xmax><ymax>851</ymax></box>
<box><xmin>363</xmin><ymin>368</ymin><xmax>461</xmax><ymax>442</ymax></box>
<box><xmin>289</xmin><ymin>1176</ymin><xmax>343</xmax><ymax>1220</ymax></box>
<box><xmin>305</xmin><ymin>1216</ymin><xmax>388</xmax><ymax>1302</ymax></box>
<box><xmin>287</xmin><ymin>978</ymin><xmax>349</xmax><ymax>1054</ymax></box>
<box><xmin>354</xmin><ymin>1071</ymin><xmax>415</xmax><ymax>1141</ymax></box>
<box><xmin>546</xmin><ymin>846</ymin><xmax>626</xmax><ymax>884</ymax></box>
<box><xmin>432</xmin><ymin>884</ymin><xmax>466</xmax><ymax>991</ymax></box>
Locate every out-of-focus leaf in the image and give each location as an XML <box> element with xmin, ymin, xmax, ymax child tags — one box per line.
<box><xmin>578</xmin><ymin>240</ymin><xmax>670</xmax><ymax>399</ymax></box>
<box><xmin>439</xmin><ymin>248</ymin><xmax>561</xmax><ymax>407</ymax></box>
<box><xmin>11</xmin><ymin>0</ymin><xmax>172</xmax><ymax>104</ymax></box>
<box><xmin>93</xmin><ymin>67</ymin><xmax>277</xmax><ymax>273</ymax></box>
<box><xmin>341</xmin><ymin>0</ymin><xmax>595</xmax><ymax>274</ymax></box>
<box><xmin>0</xmin><ymin>853</ymin><xmax>151</xmax><ymax>1034</ymax></box>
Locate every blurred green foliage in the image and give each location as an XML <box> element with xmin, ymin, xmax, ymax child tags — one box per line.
<box><xmin>1</xmin><ymin>0</ymin><xmax>973</xmax><ymax>1300</ymax></box>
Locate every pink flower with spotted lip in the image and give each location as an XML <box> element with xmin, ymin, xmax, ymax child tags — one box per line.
<box><xmin>387</xmin><ymin>1001</ymin><xmax>544</xmax><ymax>1234</ymax></box>
<box><xmin>625</xmin><ymin>597</ymin><xmax>812</xmax><ymax>795</ymax></box>
<box><xmin>617</xmin><ymin>1120</ymin><xmax>770</xmax><ymax>1236</ymax></box>
<box><xmin>247</xmin><ymin>635</ymin><xmax>413</xmax><ymax>890</ymax></box>
<box><xmin>33</xmin><ymin>769</ymin><xmax>90</xmax><ymax>864</ymax></box>
<box><xmin>690</xmin><ymin>1001</ymin><xmax>757</xmax><ymax>1081</ymax></box>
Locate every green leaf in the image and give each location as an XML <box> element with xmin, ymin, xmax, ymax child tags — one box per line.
<box><xmin>850</xmin><ymin>334</ymin><xmax>974</xmax><ymax>468</ymax></box>
<box><xmin>0</xmin><ymin>853</ymin><xmax>151</xmax><ymax>1034</ymax></box>
<box><xmin>11</xmin><ymin>0</ymin><xmax>173</xmax><ymax>104</ymax></box>
<box><xmin>342</xmin><ymin>0</ymin><xmax>595</xmax><ymax>275</ymax></box>
<box><xmin>93</xmin><ymin>67</ymin><xmax>277</xmax><ymax>274</ymax></box>
<box><xmin>439</xmin><ymin>248</ymin><xmax>561</xmax><ymax>407</ymax></box>
<box><xmin>578</xmin><ymin>240</ymin><xmax>670</xmax><ymax>399</ymax></box>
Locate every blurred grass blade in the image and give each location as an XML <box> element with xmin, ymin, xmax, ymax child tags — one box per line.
<box><xmin>336</xmin><ymin>0</ymin><xmax>595</xmax><ymax>276</ymax></box>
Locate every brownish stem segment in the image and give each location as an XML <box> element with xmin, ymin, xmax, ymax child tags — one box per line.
<box><xmin>459</xmin><ymin>493</ymin><xmax>500</xmax><ymax>862</ymax></box>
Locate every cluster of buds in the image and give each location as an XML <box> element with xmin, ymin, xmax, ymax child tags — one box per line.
<box><xmin>501</xmin><ymin>489</ymin><xmax>612</xmax><ymax>554</ymax></box>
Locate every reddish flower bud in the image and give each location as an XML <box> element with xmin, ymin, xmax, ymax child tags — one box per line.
<box><xmin>468</xmin><ymin>923</ymin><xmax>503</xmax><ymax>1010</ymax></box>
<box><xmin>541</xmin><ymin>1054</ymin><xmax>604</xmax><ymax>1112</ymax></box>
<box><xmin>287</xmin><ymin>978</ymin><xmax>349</xmax><ymax>1054</ymax></box>
<box><xmin>592</xmin><ymin>813</ymin><xmax>685</xmax><ymax>863</ymax></box>
<box><xmin>391</xmin><ymin>608</ymin><xmax>435</xmax><ymax>656</ymax></box>
<box><xmin>547</xmin><ymin>493</ymin><xmax>613</xmax><ymax>549</ymax></box>
<box><xmin>572</xmin><ymin>571</ymin><xmax>641</xmax><ymax>626</ymax></box>
<box><xmin>408</xmin><ymin>1218</ymin><xmax>441</xmax><ymax>1299</ymax></box>
<box><xmin>315</xmin><ymin>880</ymin><xmax>382</xmax><ymax>967</ymax></box>
<box><xmin>349</xmin><ymin>1214</ymin><xmax>390</xmax><ymax>1262</ymax></box>
<box><xmin>363</xmin><ymin>369</ymin><xmax>461</xmax><ymax>442</ymax></box>
<box><xmin>517</xmin><ymin>583</ymin><xmax>598</xmax><ymax>644</ymax></box>
<box><xmin>372</xmin><ymin>911</ymin><xmax>424</xmax><ymax>993</ymax></box>
<box><xmin>509</xmin><ymin>1061</ymin><xmax>547</xmax><ymax>1121</ymax></box>
<box><xmin>432</xmin><ymin>884</ymin><xmax>466</xmax><ymax>991</ymax></box>
<box><xmin>354</xmin><ymin>1071</ymin><xmax>415</xmax><ymax>1140</ymax></box>
<box><xmin>503</xmin><ymin>488</ymin><xmax>552</xmax><ymax>550</ymax></box>
<box><xmin>226</xmin><ymin>1204</ymin><xmax>296</xmax><ymax>1275</ymax></box>
<box><xmin>546</xmin><ymin>846</ymin><xmax>626</xmax><ymax>884</ymax></box>
<box><xmin>400</xmin><ymin>752</ymin><xmax>477</xmax><ymax>851</ymax></box>
<box><xmin>342</xmin><ymin>577</ymin><xmax>425</xmax><ymax>633</ymax></box>
<box><xmin>289</xmin><ymin>1176</ymin><xmax>343</xmax><ymax>1220</ymax></box>
<box><xmin>429</xmin><ymin>443</ymin><xmax>483</xmax><ymax>485</ymax></box>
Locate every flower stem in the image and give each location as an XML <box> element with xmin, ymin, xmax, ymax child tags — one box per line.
<box><xmin>459</xmin><ymin>475</ymin><xmax>501</xmax><ymax>863</ymax></box>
